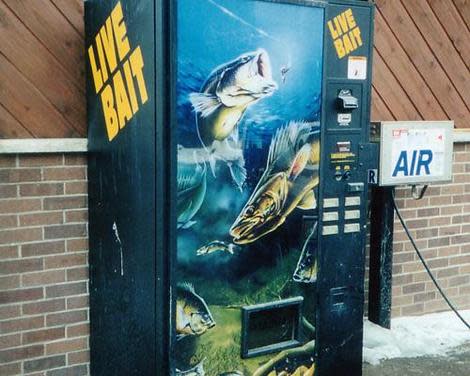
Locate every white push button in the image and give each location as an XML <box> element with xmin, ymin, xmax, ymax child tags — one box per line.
<box><xmin>323</xmin><ymin>212</ymin><xmax>339</xmax><ymax>222</ymax></box>
<box><xmin>323</xmin><ymin>198</ymin><xmax>339</xmax><ymax>208</ymax></box>
<box><xmin>345</xmin><ymin>196</ymin><xmax>361</xmax><ymax>206</ymax></box>
<box><xmin>322</xmin><ymin>225</ymin><xmax>339</xmax><ymax>236</ymax></box>
<box><xmin>344</xmin><ymin>223</ymin><xmax>360</xmax><ymax>233</ymax></box>
<box><xmin>345</xmin><ymin>210</ymin><xmax>360</xmax><ymax>220</ymax></box>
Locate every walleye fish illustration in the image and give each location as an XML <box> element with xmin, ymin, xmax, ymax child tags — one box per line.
<box><xmin>177</xmin><ymin>161</ymin><xmax>207</xmax><ymax>229</ymax></box>
<box><xmin>293</xmin><ymin>222</ymin><xmax>318</xmax><ymax>283</ymax></box>
<box><xmin>176</xmin><ymin>359</ymin><xmax>205</xmax><ymax>376</ymax></box>
<box><xmin>176</xmin><ymin>283</ymin><xmax>215</xmax><ymax>340</ymax></box>
<box><xmin>230</xmin><ymin>122</ymin><xmax>320</xmax><ymax>244</ymax></box>
<box><xmin>196</xmin><ymin>240</ymin><xmax>240</xmax><ymax>256</ymax></box>
<box><xmin>190</xmin><ymin>49</ymin><xmax>278</xmax><ymax>190</ymax></box>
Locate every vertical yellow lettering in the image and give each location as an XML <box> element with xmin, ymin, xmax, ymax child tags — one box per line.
<box><xmin>100</xmin><ymin>85</ymin><xmax>119</xmax><ymax>141</ymax></box>
<box><xmin>100</xmin><ymin>18</ymin><xmax>118</xmax><ymax>74</ymax></box>
<box><xmin>352</xmin><ymin>27</ymin><xmax>363</xmax><ymax>47</ymax></box>
<box><xmin>343</xmin><ymin>34</ymin><xmax>354</xmax><ymax>55</ymax></box>
<box><xmin>333</xmin><ymin>17</ymin><xmax>344</xmax><ymax>37</ymax></box>
<box><xmin>327</xmin><ymin>20</ymin><xmax>339</xmax><ymax>40</ymax></box>
<box><xmin>95</xmin><ymin>34</ymin><xmax>108</xmax><ymax>83</ymax></box>
<box><xmin>345</xmin><ymin>9</ymin><xmax>356</xmax><ymax>29</ymax></box>
<box><xmin>123</xmin><ymin>60</ymin><xmax>139</xmax><ymax>114</ymax></box>
<box><xmin>129</xmin><ymin>46</ymin><xmax>148</xmax><ymax>104</ymax></box>
<box><xmin>334</xmin><ymin>39</ymin><xmax>346</xmax><ymax>59</ymax></box>
<box><xmin>112</xmin><ymin>2</ymin><xmax>131</xmax><ymax>61</ymax></box>
<box><xmin>113</xmin><ymin>70</ymin><xmax>133</xmax><ymax>129</ymax></box>
<box><xmin>337</xmin><ymin>13</ymin><xmax>349</xmax><ymax>34</ymax></box>
<box><xmin>88</xmin><ymin>46</ymin><xmax>103</xmax><ymax>93</ymax></box>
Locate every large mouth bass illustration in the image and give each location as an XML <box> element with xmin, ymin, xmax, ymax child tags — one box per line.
<box><xmin>190</xmin><ymin>49</ymin><xmax>278</xmax><ymax>189</ymax></box>
<box><xmin>176</xmin><ymin>283</ymin><xmax>215</xmax><ymax>340</ymax></box>
<box><xmin>177</xmin><ymin>160</ymin><xmax>207</xmax><ymax>229</ymax></box>
<box><xmin>230</xmin><ymin>122</ymin><xmax>320</xmax><ymax>244</ymax></box>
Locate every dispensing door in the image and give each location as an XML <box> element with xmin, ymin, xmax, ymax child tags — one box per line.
<box><xmin>173</xmin><ymin>0</ymin><xmax>325</xmax><ymax>375</ymax></box>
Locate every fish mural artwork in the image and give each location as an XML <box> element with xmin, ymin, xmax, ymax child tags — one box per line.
<box><xmin>196</xmin><ymin>240</ymin><xmax>240</xmax><ymax>256</ymax></box>
<box><xmin>230</xmin><ymin>122</ymin><xmax>320</xmax><ymax>244</ymax></box>
<box><xmin>176</xmin><ymin>283</ymin><xmax>216</xmax><ymax>340</ymax></box>
<box><xmin>190</xmin><ymin>49</ymin><xmax>278</xmax><ymax>190</ymax></box>
<box><xmin>177</xmin><ymin>160</ymin><xmax>207</xmax><ymax>229</ymax></box>
<box><xmin>176</xmin><ymin>0</ymin><xmax>325</xmax><ymax>374</ymax></box>
<box><xmin>176</xmin><ymin>359</ymin><xmax>206</xmax><ymax>376</ymax></box>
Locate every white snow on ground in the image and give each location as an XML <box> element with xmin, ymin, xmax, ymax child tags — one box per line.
<box><xmin>363</xmin><ymin>310</ymin><xmax>470</xmax><ymax>365</ymax></box>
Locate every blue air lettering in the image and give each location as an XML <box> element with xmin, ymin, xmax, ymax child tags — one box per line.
<box><xmin>392</xmin><ymin>150</ymin><xmax>433</xmax><ymax>177</ymax></box>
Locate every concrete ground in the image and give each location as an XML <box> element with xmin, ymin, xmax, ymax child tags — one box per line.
<box><xmin>363</xmin><ymin>343</ymin><xmax>470</xmax><ymax>376</ymax></box>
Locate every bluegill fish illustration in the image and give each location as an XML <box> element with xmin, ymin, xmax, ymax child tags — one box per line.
<box><xmin>176</xmin><ymin>283</ymin><xmax>215</xmax><ymax>340</ymax></box>
<box><xmin>196</xmin><ymin>240</ymin><xmax>240</xmax><ymax>256</ymax></box>
<box><xmin>176</xmin><ymin>359</ymin><xmax>205</xmax><ymax>376</ymax></box>
<box><xmin>293</xmin><ymin>222</ymin><xmax>318</xmax><ymax>283</ymax></box>
<box><xmin>230</xmin><ymin>122</ymin><xmax>320</xmax><ymax>244</ymax></box>
<box><xmin>177</xmin><ymin>160</ymin><xmax>207</xmax><ymax>229</ymax></box>
<box><xmin>190</xmin><ymin>49</ymin><xmax>278</xmax><ymax>190</ymax></box>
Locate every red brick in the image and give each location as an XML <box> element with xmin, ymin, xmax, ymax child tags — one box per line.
<box><xmin>0</xmin><ymin>333</ymin><xmax>21</xmax><ymax>350</ymax></box>
<box><xmin>451</xmin><ymin>234</ymin><xmax>470</xmax><ymax>245</ymax></box>
<box><xmin>66</xmin><ymin>267</ymin><xmax>88</xmax><ymax>282</ymax></box>
<box><xmin>0</xmin><ymin>287</ymin><xmax>43</xmax><ymax>304</ymax></box>
<box><xmin>64</xmin><ymin>155</ymin><xmax>86</xmax><ymax>166</ymax></box>
<box><xmin>429</xmin><ymin>217</ymin><xmax>451</xmax><ymax>227</ymax></box>
<box><xmin>0</xmin><ymin>215</ymin><xmax>17</xmax><ymax>228</ymax></box>
<box><xmin>66</xmin><ymin>239</ymin><xmax>88</xmax><ymax>253</ymax></box>
<box><xmin>22</xmin><ymin>270</ymin><xmax>66</xmax><ymax>287</ymax></box>
<box><xmin>24</xmin><ymin>355</ymin><xmax>66</xmax><ymax>373</ymax></box>
<box><xmin>0</xmin><ymin>344</ymin><xmax>43</xmax><ymax>363</ymax></box>
<box><xmin>0</xmin><ymin>258</ymin><xmax>43</xmax><ymax>274</ymax></box>
<box><xmin>43</xmin><ymin>167</ymin><xmax>86</xmax><ymax>181</ymax></box>
<box><xmin>67</xmin><ymin>350</ymin><xmax>89</xmax><ymax>365</ymax></box>
<box><xmin>20</xmin><ymin>212</ymin><xmax>64</xmax><ymax>227</ymax></box>
<box><xmin>0</xmin><ymin>227</ymin><xmax>43</xmax><ymax>245</ymax></box>
<box><xmin>0</xmin><ymin>198</ymin><xmax>41</xmax><ymax>214</ymax></box>
<box><xmin>66</xmin><ymin>323</ymin><xmax>89</xmax><ymax>338</ymax></box>
<box><xmin>436</xmin><ymin>267</ymin><xmax>459</xmax><ymax>278</ymax></box>
<box><xmin>23</xmin><ymin>328</ymin><xmax>65</xmax><ymax>344</ymax></box>
<box><xmin>402</xmin><ymin>283</ymin><xmax>425</xmax><ymax>294</ymax></box>
<box><xmin>46</xmin><ymin>337</ymin><xmax>87</xmax><ymax>355</ymax></box>
<box><xmin>413</xmin><ymin>291</ymin><xmax>436</xmax><ymax>303</ymax></box>
<box><xmin>23</xmin><ymin>299</ymin><xmax>66</xmax><ymax>315</ymax></box>
<box><xmin>67</xmin><ymin>296</ymin><xmax>88</xmax><ymax>310</ymax></box>
<box><xmin>0</xmin><ymin>185</ymin><xmax>17</xmax><ymax>198</ymax></box>
<box><xmin>426</xmin><ymin>258</ymin><xmax>448</xmax><ymax>269</ymax></box>
<box><xmin>46</xmin><ymin>310</ymin><xmax>87</xmax><ymax>327</ymax></box>
<box><xmin>0</xmin><ymin>275</ymin><xmax>20</xmax><ymax>289</ymax></box>
<box><xmin>0</xmin><ymin>168</ymin><xmax>41</xmax><ymax>183</ymax></box>
<box><xmin>401</xmin><ymin>303</ymin><xmax>424</xmax><ymax>316</ymax></box>
<box><xmin>0</xmin><ymin>316</ymin><xmax>44</xmax><ymax>334</ymax></box>
<box><xmin>19</xmin><ymin>155</ymin><xmax>63</xmax><ymax>167</ymax></box>
<box><xmin>0</xmin><ymin>245</ymin><xmax>18</xmax><ymax>260</ymax></box>
<box><xmin>43</xmin><ymin>196</ymin><xmax>87</xmax><ymax>210</ymax></box>
<box><xmin>448</xmin><ymin>275</ymin><xmax>470</xmax><ymax>287</ymax></box>
<box><xmin>65</xmin><ymin>210</ymin><xmax>88</xmax><ymax>223</ymax></box>
<box><xmin>449</xmin><ymin>254</ymin><xmax>470</xmax><ymax>265</ymax></box>
<box><xmin>0</xmin><ymin>156</ymin><xmax>16</xmax><ymax>167</ymax></box>
<box><xmin>65</xmin><ymin>182</ymin><xmax>87</xmax><ymax>195</ymax></box>
<box><xmin>0</xmin><ymin>362</ymin><xmax>21</xmax><ymax>376</ymax></box>
<box><xmin>45</xmin><ymin>254</ymin><xmax>86</xmax><ymax>269</ymax></box>
<box><xmin>22</xmin><ymin>241</ymin><xmax>65</xmax><ymax>257</ymax></box>
<box><xmin>47</xmin><ymin>364</ymin><xmax>88</xmax><ymax>376</ymax></box>
<box><xmin>20</xmin><ymin>183</ymin><xmax>64</xmax><ymax>197</ymax></box>
<box><xmin>44</xmin><ymin>224</ymin><xmax>87</xmax><ymax>239</ymax></box>
<box><xmin>0</xmin><ymin>304</ymin><xmax>20</xmax><ymax>320</ymax></box>
<box><xmin>46</xmin><ymin>282</ymin><xmax>87</xmax><ymax>298</ymax></box>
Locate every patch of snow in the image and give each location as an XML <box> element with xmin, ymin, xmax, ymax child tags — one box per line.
<box><xmin>363</xmin><ymin>310</ymin><xmax>470</xmax><ymax>365</ymax></box>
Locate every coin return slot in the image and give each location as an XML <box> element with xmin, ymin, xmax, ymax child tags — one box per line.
<box><xmin>241</xmin><ymin>297</ymin><xmax>303</xmax><ymax>358</ymax></box>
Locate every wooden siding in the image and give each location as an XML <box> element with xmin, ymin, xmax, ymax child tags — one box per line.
<box><xmin>0</xmin><ymin>0</ymin><xmax>469</xmax><ymax>138</ymax></box>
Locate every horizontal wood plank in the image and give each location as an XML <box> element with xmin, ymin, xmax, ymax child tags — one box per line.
<box><xmin>0</xmin><ymin>1</ymin><xmax>85</xmax><ymax>136</ymax></box>
<box><xmin>0</xmin><ymin>54</ymin><xmax>79</xmax><ymax>138</ymax></box>
<box><xmin>3</xmin><ymin>0</ymin><xmax>84</xmax><ymax>91</ymax></box>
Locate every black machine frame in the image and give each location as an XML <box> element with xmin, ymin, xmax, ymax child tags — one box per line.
<box><xmin>86</xmin><ymin>0</ymin><xmax>375</xmax><ymax>375</ymax></box>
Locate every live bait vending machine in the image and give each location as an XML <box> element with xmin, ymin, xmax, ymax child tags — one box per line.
<box><xmin>86</xmin><ymin>0</ymin><xmax>375</xmax><ymax>375</ymax></box>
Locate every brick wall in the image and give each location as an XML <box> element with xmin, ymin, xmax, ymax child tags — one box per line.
<box><xmin>0</xmin><ymin>154</ymin><xmax>89</xmax><ymax>376</ymax></box>
<box><xmin>1</xmin><ymin>147</ymin><xmax>470</xmax><ymax>375</ymax></box>
<box><xmin>390</xmin><ymin>142</ymin><xmax>470</xmax><ymax>317</ymax></box>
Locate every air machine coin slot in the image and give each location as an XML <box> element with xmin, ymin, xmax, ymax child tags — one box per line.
<box><xmin>241</xmin><ymin>297</ymin><xmax>304</xmax><ymax>358</ymax></box>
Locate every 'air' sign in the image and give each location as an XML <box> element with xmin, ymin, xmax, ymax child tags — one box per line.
<box><xmin>379</xmin><ymin>122</ymin><xmax>454</xmax><ymax>186</ymax></box>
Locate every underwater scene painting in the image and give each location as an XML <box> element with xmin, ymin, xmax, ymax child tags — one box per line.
<box><xmin>175</xmin><ymin>0</ymin><xmax>324</xmax><ymax>375</ymax></box>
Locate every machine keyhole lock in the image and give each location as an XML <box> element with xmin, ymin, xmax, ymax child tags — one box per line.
<box><xmin>335</xmin><ymin>166</ymin><xmax>351</xmax><ymax>181</ymax></box>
